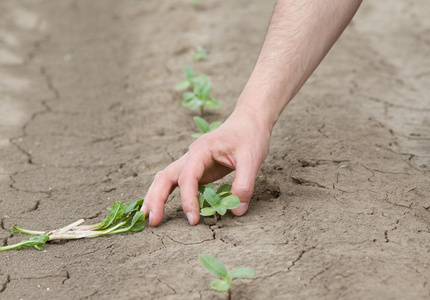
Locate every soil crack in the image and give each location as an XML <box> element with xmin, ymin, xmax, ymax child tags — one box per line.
<box><xmin>287</xmin><ymin>246</ymin><xmax>317</xmax><ymax>271</ymax></box>
<box><xmin>0</xmin><ymin>275</ymin><xmax>11</xmax><ymax>293</ymax></box>
<box><xmin>157</xmin><ymin>278</ymin><xmax>176</xmax><ymax>295</ymax></box>
<box><xmin>292</xmin><ymin>176</ymin><xmax>328</xmax><ymax>189</ymax></box>
<box><xmin>62</xmin><ymin>271</ymin><xmax>70</xmax><ymax>285</ymax></box>
<box><xmin>40</xmin><ymin>67</ymin><xmax>61</xmax><ymax>99</ymax></box>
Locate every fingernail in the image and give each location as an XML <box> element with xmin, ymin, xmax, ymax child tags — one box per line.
<box><xmin>233</xmin><ymin>202</ymin><xmax>248</xmax><ymax>216</ymax></box>
<box><xmin>141</xmin><ymin>203</ymin><xmax>146</xmax><ymax>212</ymax></box>
<box><xmin>187</xmin><ymin>212</ymin><xmax>194</xmax><ymax>225</ymax></box>
<box><xmin>149</xmin><ymin>211</ymin><xmax>153</xmax><ymax>225</ymax></box>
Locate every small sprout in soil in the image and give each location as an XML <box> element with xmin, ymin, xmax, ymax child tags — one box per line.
<box><xmin>193</xmin><ymin>46</ymin><xmax>208</xmax><ymax>61</ymax></box>
<box><xmin>189</xmin><ymin>0</ymin><xmax>202</xmax><ymax>5</ymax></box>
<box><xmin>0</xmin><ymin>199</ymin><xmax>145</xmax><ymax>252</ymax></box>
<box><xmin>182</xmin><ymin>75</ymin><xmax>221</xmax><ymax>116</ymax></box>
<box><xmin>175</xmin><ymin>66</ymin><xmax>209</xmax><ymax>91</ymax></box>
<box><xmin>199</xmin><ymin>254</ymin><xmax>256</xmax><ymax>300</ymax></box>
<box><xmin>198</xmin><ymin>183</ymin><xmax>240</xmax><ymax>219</ymax></box>
<box><xmin>192</xmin><ymin>116</ymin><xmax>222</xmax><ymax>139</ymax></box>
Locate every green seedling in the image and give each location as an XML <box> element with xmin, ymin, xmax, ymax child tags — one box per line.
<box><xmin>199</xmin><ymin>254</ymin><xmax>256</xmax><ymax>300</ymax></box>
<box><xmin>175</xmin><ymin>66</ymin><xmax>209</xmax><ymax>91</ymax></box>
<box><xmin>0</xmin><ymin>199</ymin><xmax>145</xmax><ymax>252</ymax></box>
<box><xmin>189</xmin><ymin>0</ymin><xmax>202</xmax><ymax>5</ymax></box>
<box><xmin>192</xmin><ymin>116</ymin><xmax>222</xmax><ymax>138</ymax></box>
<box><xmin>198</xmin><ymin>183</ymin><xmax>240</xmax><ymax>219</ymax></box>
<box><xmin>183</xmin><ymin>76</ymin><xmax>221</xmax><ymax>115</ymax></box>
<box><xmin>193</xmin><ymin>46</ymin><xmax>208</xmax><ymax>61</ymax></box>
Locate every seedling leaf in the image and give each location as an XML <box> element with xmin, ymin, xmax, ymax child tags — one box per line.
<box><xmin>191</xmin><ymin>133</ymin><xmax>203</xmax><ymax>139</ymax></box>
<box><xmin>200</xmin><ymin>81</ymin><xmax>212</xmax><ymax>100</ymax></box>
<box><xmin>204</xmin><ymin>188</ymin><xmax>221</xmax><ymax>207</ymax></box>
<box><xmin>220</xmin><ymin>195</ymin><xmax>240</xmax><ymax>209</ymax></box>
<box><xmin>175</xmin><ymin>81</ymin><xmax>191</xmax><ymax>91</ymax></box>
<box><xmin>183</xmin><ymin>92</ymin><xmax>195</xmax><ymax>102</ymax></box>
<box><xmin>209</xmin><ymin>121</ymin><xmax>222</xmax><ymax>131</ymax></box>
<box><xmin>125</xmin><ymin>199</ymin><xmax>144</xmax><ymax>214</ymax></box>
<box><xmin>0</xmin><ymin>234</ymin><xmax>49</xmax><ymax>252</ymax></box>
<box><xmin>193</xmin><ymin>46</ymin><xmax>208</xmax><ymax>61</ymax></box>
<box><xmin>205</xmin><ymin>98</ymin><xmax>221</xmax><ymax>109</ymax></box>
<box><xmin>198</xmin><ymin>185</ymin><xmax>206</xmax><ymax>194</ymax></box>
<box><xmin>193</xmin><ymin>116</ymin><xmax>210</xmax><ymax>133</ymax></box>
<box><xmin>184</xmin><ymin>66</ymin><xmax>195</xmax><ymax>80</ymax></box>
<box><xmin>96</xmin><ymin>201</ymin><xmax>127</xmax><ymax>230</ymax></box>
<box><xmin>210</xmin><ymin>279</ymin><xmax>230</xmax><ymax>292</ymax></box>
<box><xmin>217</xmin><ymin>184</ymin><xmax>232</xmax><ymax>194</ymax></box>
<box><xmin>200</xmin><ymin>207</ymin><xmax>216</xmax><ymax>216</ymax></box>
<box><xmin>215</xmin><ymin>203</ymin><xmax>227</xmax><ymax>215</ymax></box>
<box><xmin>114</xmin><ymin>211</ymin><xmax>146</xmax><ymax>234</ymax></box>
<box><xmin>199</xmin><ymin>254</ymin><xmax>227</xmax><ymax>278</ymax></box>
<box><xmin>205</xmin><ymin>183</ymin><xmax>217</xmax><ymax>190</ymax></box>
<box><xmin>227</xmin><ymin>268</ymin><xmax>256</xmax><ymax>279</ymax></box>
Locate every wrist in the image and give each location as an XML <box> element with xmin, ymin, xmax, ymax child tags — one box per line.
<box><xmin>231</xmin><ymin>97</ymin><xmax>276</xmax><ymax>140</ymax></box>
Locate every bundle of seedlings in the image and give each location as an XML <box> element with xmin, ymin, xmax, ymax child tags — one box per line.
<box><xmin>0</xmin><ymin>199</ymin><xmax>145</xmax><ymax>252</ymax></box>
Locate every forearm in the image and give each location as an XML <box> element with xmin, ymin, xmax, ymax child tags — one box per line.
<box><xmin>235</xmin><ymin>0</ymin><xmax>362</xmax><ymax>132</ymax></box>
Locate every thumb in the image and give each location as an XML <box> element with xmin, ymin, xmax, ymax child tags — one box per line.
<box><xmin>230</xmin><ymin>160</ymin><xmax>260</xmax><ymax>216</ymax></box>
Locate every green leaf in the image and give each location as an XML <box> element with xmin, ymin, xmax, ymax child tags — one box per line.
<box><xmin>183</xmin><ymin>92</ymin><xmax>195</xmax><ymax>103</ymax></box>
<box><xmin>183</xmin><ymin>97</ymin><xmax>204</xmax><ymax>110</ymax></box>
<box><xmin>217</xmin><ymin>191</ymin><xmax>232</xmax><ymax>198</ymax></box>
<box><xmin>200</xmin><ymin>81</ymin><xmax>212</xmax><ymax>100</ymax></box>
<box><xmin>200</xmin><ymin>207</ymin><xmax>216</xmax><ymax>216</ymax></box>
<box><xmin>184</xmin><ymin>66</ymin><xmax>195</xmax><ymax>80</ymax></box>
<box><xmin>175</xmin><ymin>81</ymin><xmax>191</xmax><ymax>91</ymax></box>
<box><xmin>96</xmin><ymin>201</ymin><xmax>127</xmax><ymax>230</ymax></box>
<box><xmin>210</xmin><ymin>279</ymin><xmax>230</xmax><ymax>292</ymax></box>
<box><xmin>209</xmin><ymin>121</ymin><xmax>222</xmax><ymax>131</ymax></box>
<box><xmin>204</xmin><ymin>188</ymin><xmax>221</xmax><ymax>207</ymax></box>
<box><xmin>191</xmin><ymin>133</ymin><xmax>203</xmax><ymax>139</ymax></box>
<box><xmin>205</xmin><ymin>183</ymin><xmax>217</xmax><ymax>191</ymax></box>
<box><xmin>199</xmin><ymin>254</ymin><xmax>228</xmax><ymax>278</ymax></box>
<box><xmin>192</xmin><ymin>46</ymin><xmax>208</xmax><ymax>61</ymax></box>
<box><xmin>220</xmin><ymin>195</ymin><xmax>240</xmax><ymax>209</ymax></box>
<box><xmin>198</xmin><ymin>195</ymin><xmax>206</xmax><ymax>209</ymax></box>
<box><xmin>192</xmin><ymin>75</ymin><xmax>210</xmax><ymax>86</ymax></box>
<box><xmin>215</xmin><ymin>203</ymin><xmax>227</xmax><ymax>215</ymax></box>
<box><xmin>227</xmin><ymin>268</ymin><xmax>256</xmax><ymax>279</ymax></box>
<box><xmin>127</xmin><ymin>211</ymin><xmax>146</xmax><ymax>233</ymax></box>
<box><xmin>111</xmin><ymin>211</ymin><xmax>145</xmax><ymax>234</ymax></box>
<box><xmin>217</xmin><ymin>184</ymin><xmax>232</xmax><ymax>194</ymax></box>
<box><xmin>206</xmin><ymin>98</ymin><xmax>222</xmax><ymax>109</ymax></box>
<box><xmin>125</xmin><ymin>199</ymin><xmax>144</xmax><ymax>214</ymax></box>
<box><xmin>198</xmin><ymin>185</ymin><xmax>206</xmax><ymax>194</ymax></box>
<box><xmin>193</xmin><ymin>77</ymin><xmax>209</xmax><ymax>95</ymax></box>
<box><xmin>193</xmin><ymin>116</ymin><xmax>210</xmax><ymax>133</ymax></box>
<box><xmin>0</xmin><ymin>234</ymin><xmax>49</xmax><ymax>252</ymax></box>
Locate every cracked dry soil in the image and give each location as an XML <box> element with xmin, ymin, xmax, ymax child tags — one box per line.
<box><xmin>1</xmin><ymin>1</ymin><xmax>429</xmax><ymax>299</ymax></box>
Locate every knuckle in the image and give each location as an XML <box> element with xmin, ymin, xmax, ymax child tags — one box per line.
<box><xmin>177</xmin><ymin>175</ymin><xmax>187</xmax><ymax>187</ymax></box>
<box><xmin>154</xmin><ymin>170</ymin><xmax>167</xmax><ymax>182</ymax></box>
<box><xmin>235</xmin><ymin>184</ymin><xmax>254</xmax><ymax>199</ymax></box>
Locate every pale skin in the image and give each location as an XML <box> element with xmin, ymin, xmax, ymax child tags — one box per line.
<box><xmin>142</xmin><ymin>0</ymin><xmax>363</xmax><ymax>226</ymax></box>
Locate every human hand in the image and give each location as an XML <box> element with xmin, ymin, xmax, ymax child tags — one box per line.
<box><xmin>141</xmin><ymin>109</ymin><xmax>271</xmax><ymax>226</ymax></box>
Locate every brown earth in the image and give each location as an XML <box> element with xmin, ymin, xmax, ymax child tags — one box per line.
<box><xmin>1</xmin><ymin>1</ymin><xmax>429</xmax><ymax>299</ymax></box>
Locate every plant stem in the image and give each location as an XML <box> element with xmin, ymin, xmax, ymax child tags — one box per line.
<box><xmin>228</xmin><ymin>289</ymin><xmax>232</xmax><ymax>300</ymax></box>
<box><xmin>200</xmin><ymin>106</ymin><xmax>204</xmax><ymax>116</ymax></box>
<box><xmin>13</xmin><ymin>227</ymin><xmax>45</xmax><ymax>235</ymax></box>
<box><xmin>0</xmin><ymin>242</ymin><xmax>26</xmax><ymax>252</ymax></box>
<box><xmin>48</xmin><ymin>219</ymin><xmax>85</xmax><ymax>235</ymax></box>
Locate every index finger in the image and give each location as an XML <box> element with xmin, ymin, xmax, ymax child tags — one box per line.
<box><xmin>177</xmin><ymin>146</ymin><xmax>215</xmax><ymax>225</ymax></box>
<box><xmin>143</xmin><ymin>154</ymin><xmax>187</xmax><ymax>226</ymax></box>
